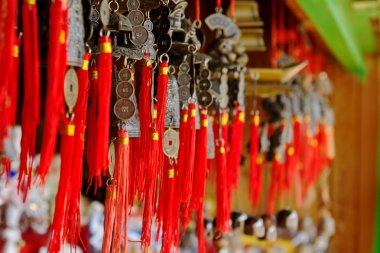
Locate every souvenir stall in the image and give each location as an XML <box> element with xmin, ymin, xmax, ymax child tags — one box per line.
<box><xmin>0</xmin><ymin>0</ymin><xmax>377</xmax><ymax>252</ymax></box>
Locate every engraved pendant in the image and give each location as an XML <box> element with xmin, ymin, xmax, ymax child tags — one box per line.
<box><xmin>163</xmin><ymin>128</ymin><xmax>180</xmax><ymax>158</ymax></box>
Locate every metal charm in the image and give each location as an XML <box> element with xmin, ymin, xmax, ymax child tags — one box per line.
<box><xmin>67</xmin><ymin>0</ymin><xmax>85</xmax><ymax>67</ymax></box>
<box><xmin>199</xmin><ymin>79</ymin><xmax>211</xmax><ymax>90</ymax></box>
<box><xmin>163</xmin><ymin>128</ymin><xmax>180</xmax><ymax>158</ymax></box>
<box><xmin>177</xmin><ymin>72</ymin><xmax>191</xmax><ymax>86</ymax></box>
<box><xmin>144</xmin><ymin>19</ymin><xmax>154</xmax><ymax>31</ymax></box>
<box><xmin>165</xmin><ymin>75</ymin><xmax>180</xmax><ymax>128</ymax></box>
<box><xmin>157</xmin><ymin>33</ymin><xmax>172</xmax><ymax>52</ymax></box>
<box><xmin>198</xmin><ymin>91</ymin><xmax>213</xmax><ymax>107</ymax></box>
<box><xmin>128</xmin><ymin>10</ymin><xmax>145</xmax><ymax>26</ymax></box>
<box><xmin>64</xmin><ymin>68</ymin><xmax>79</xmax><ymax>114</ymax></box>
<box><xmin>116</xmin><ymin>81</ymin><xmax>135</xmax><ymax>98</ymax></box>
<box><xmin>119</xmin><ymin>68</ymin><xmax>132</xmax><ymax>81</ymax></box>
<box><xmin>146</xmin><ymin>31</ymin><xmax>155</xmax><ymax>45</ymax></box>
<box><xmin>100</xmin><ymin>0</ymin><xmax>110</xmax><ymax>27</ymax></box>
<box><xmin>114</xmin><ymin>98</ymin><xmax>136</xmax><ymax>120</ymax></box>
<box><xmin>131</xmin><ymin>26</ymin><xmax>149</xmax><ymax>46</ymax></box>
<box><xmin>219</xmin><ymin>68</ymin><xmax>229</xmax><ymax>108</ymax></box>
<box><xmin>127</xmin><ymin>0</ymin><xmax>140</xmax><ymax>10</ymax></box>
<box><xmin>108</xmin><ymin>142</ymin><xmax>116</xmax><ymax>178</ymax></box>
<box><xmin>178</xmin><ymin>86</ymin><xmax>191</xmax><ymax>103</ymax></box>
<box><xmin>205</xmin><ymin>13</ymin><xmax>241</xmax><ymax>38</ymax></box>
<box><xmin>179</xmin><ymin>62</ymin><xmax>190</xmax><ymax>73</ymax></box>
<box><xmin>90</xmin><ymin>5</ymin><xmax>100</xmax><ymax>24</ymax></box>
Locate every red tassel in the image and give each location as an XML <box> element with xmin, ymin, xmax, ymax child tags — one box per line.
<box><xmin>192</xmin><ymin>110</ymin><xmax>208</xmax><ymax>253</ymax></box>
<box><xmin>141</xmin><ymin>105</ymin><xmax>160</xmax><ymax>250</ymax></box>
<box><xmin>0</xmin><ymin>157</ymin><xmax>11</xmax><ymax>179</ymax></box>
<box><xmin>0</xmin><ymin>0</ymin><xmax>18</xmax><ymax>145</ymax></box>
<box><xmin>102</xmin><ymin>178</ymin><xmax>117</xmax><ymax>253</ymax></box>
<box><xmin>228</xmin><ymin>105</ymin><xmax>245</xmax><ymax>189</ymax></box>
<box><xmin>66</xmin><ymin>53</ymin><xmax>91</xmax><ymax>246</ymax></box>
<box><xmin>215</xmin><ymin>111</ymin><xmax>230</xmax><ymax>233</ymax></box>
<box><xmin>38</xmin><ymin>1</ymin><xmax>68</xmax><ymax>183</ymax></box>
<box><xmin>19</xmin><ymin>0</ymin><xmax>40</xmax><ymax>198</ymax></box>
<box><xmin>249</xmin><ymin>113</ymin><xmax>262</xmax><ymax>210</ymax></box>
<box><xmin>95</xmin><ymin>35</ymin><xmax>112</xmax><ymax>184</ymax></box>
<box><xmin>177</xmin><ymin>108</ymin><xmax>188</xmax><ymax>196</ymax></box>
<box><xmin>136</xmin><ymin>59</ymin><xmax>153</xmax><ymax>201</ymax></box>
<box><xmin>48</xmin><ymin>119</ymin><xmax>76</xmax><ymax>253</ymax></box>
<box><xmin>267</xmin><ymin>152</ymin><xmax>284</xmax><ymax>215</ymax></box>
<box><xmin>8</xmin><ymin>36</ymin><xmax>21</xmax><ymax>127</ymax></box>
<box><xmin>161</xmin><ymin>161</ymin><xmax>176</xmax><ymax>253</ymax></box>
<box><xmin>86</xmin><ymin>65</ymin><xmax>99</xmax><ymax>187</ymax></box>
<box><xmin>284</xmin><ymin>144</ymin><xmax>296</xmax><ymax>194</ymax></box>
<box><xmin>181</xmin><ymin>103</ymin><xmax>197</xmax><ymax>228</ymax></box>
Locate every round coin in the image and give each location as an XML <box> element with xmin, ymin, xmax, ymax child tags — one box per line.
<box><xmin>198</xmin><ymin>91</ymin><xmax>213</xmax><ymax>107</ymax></box>
<box><xmin>131</xmin><ymin>26</ymin><xmax>149</xmax><ymax>46</ymax></box>
<box><xmin>198</xmin><ymin>79</ymin><xmax>212</xmax><ymax>90</ymax></box>
<box><xmin>179</xmin><ymin>62</ymin><xmax>190</xmax><ymax>73</ymax></box>
<box><xmin>159</xmin><ymin>18</ymin><xmax>171</xmax><ymax>33</ymax></box>
<box><xmin>144</xmin><ymin>19</ymin><xmax>154</xmax><ymax>31</ymax></box>
<box><xmin>178</xmin><ymin>86</ymin><xmax>191</xmax><ymax>102</ymax></box>
<box><xmin>128</xmin><ymin>10</ymin><xmax>145</xmax><ymax>26</ymax></box>
<box><xmin>116</xmin><ymin>81</ymin><xmax>135</xmax><ymax>98</ymax></box>
<box><xmin>127</xmin><ymin>0</ymin><xmax>140</xmax><ymax>10</ymax></box>
<box><xmin>200</xmin><ymin>68</ymin><xmax>210</xmax><ymax>78</ymax></box>
<box><xmin>118</xmin><ymin>68</ymin><xmax>132</xmax><ymax>81</ymax></box>
<box><xmin>177</xmin><ymin>72</ymin><xmax>191</xmax><ymax>86</ymax></box>
<box><xmin>163</xmin><ymin>128</ymin><xmax>180</xmax><ymax>158</ymax></box>
<box><xmin>114</xmin><ymin>98</ymin><xmax>136</xmax><ymax>120</ymax></box>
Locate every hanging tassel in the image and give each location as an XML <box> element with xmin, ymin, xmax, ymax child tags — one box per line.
<box><xmin>215</xmin><ymin>111</ymin><xmax>230</xmax><ymax>233</ymax></box>
<box><xmin>156</xmin><ymin>59</ymin><xmax>169</xmax><ymax>191</ymax></box>
<box><xmin>86</xmin><ymin>64</ymin><xmax>99</xmax><ymax>187</ymax></box>
<box><xmin>0</xmin><ymin>0</ymin><xmax>17</xmax><ymax>145</ymax></box>
<box><xmin>249</xmin><ymin>113</ymin><xmax>262</xmax><ymax>210</ymax></box>
<box><xmin>141</xmin><ymin>105</ymin><xmax>160</xmax><ymax>250</ymax></box>
<box><xmin>136</xmin><ymin>58</ymin><xmax>153</xmax><ymax>201</ymax></box>
<box><xmin>192</xmin><ymin>110</ymin><xmax>208</xmax><ymax>253</ymax></box>
<box><xmin>66</xmin><ymin>53</ymin><xmax>91</xmax><ymax>246</ymax></box>
<box><xmin>19</xmin><ymin>0</ymin><xmax>40</xmax><ymax>198</ymax></box>
<box><xmin>95</xmin><ymin>35</ymin><xmax>112</xmax><ymax>184</ymax></box>
<box><xmin>38</xmin><ymin>0</ymin><xmax>68</xmax><ymax>183</ymax></box>
<box><xmin>48</xmin><ymin>119</ymin><xmax>76</xmax><ymax>253</ymax></box>
<box><xmin>228</xmin><ymin>105</ymin><xmax>245</xmax><ymax>189</ymax></box>
<box><xmin>8</xmin><ymin>35</ymin><xmax>21</xmax><ymax>127</ymax></box>
<box><xmin>102</xmin><ymin>177</ymin><xmax>117</xmax><ymax>253</ymax></box>
<box><xmin>284</xmin><ymin>144</ymin><xmax>296</xmax><ymax>195</ymax></box>
<box><xmin>161</xmin><ymin>161</ymin><xmax>176</xmax><ymax>253</ymax></box>
<box><xmin>181</xmin><ymin>103</ymin><xmax>197</xmax><ymax>228</ymax></box>
<box><xmin>267</xmin><ymin>152</ymin><xmax>283</xmax><ymax>215</ymax></box>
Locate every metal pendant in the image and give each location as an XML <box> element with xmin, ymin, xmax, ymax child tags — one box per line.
<box><xmin>198</xmin><ymin>91</ymin><xmax>213</xmax><ymax>107</ymax></box>
<box><xmin>205</xmin><ymin>13</ymin><xmax>241</xmax><ymax>38</ymax></box>
<box><xmin>131</xmin><ymin>26</ymin><xmax>149</xmax><ymax>46</ymax></box>
<box><xmin>116</xmin><ymin>81</ymin><xmax>135</xmax><ymax>99</ymax></box>
<box><xmin>119</xmin><ymin>68</ymin><xmax>132</xmax><ymax>81</ymax></box>
<box><xmin>144</xmin><ymin>19</ymin><xmax>154</xmax><ymax>31</ymax></box>
<box><xmin>100</xmin><ymin>0</ymin><xmax>110</xmax><ymax>27</ymax></box>
<box><xmin>67</xmin><ymin>0</ymin><xmax>85</xmax><ymax>67</ymax></box>
<box><xmin>128</xmin><ymin>10</ymin><xmax>145</xmax><ymax>26</ymax></box>
<box><xmin>127</xmin><ymin>0</ymin><xmax>140</xmax><ymax>10</ymax></box>
<box><xmin>108</xmin><ymin>142</ymin><xmax>116</xmax><ymax>178</ymax></box>
<box><xmin>114</xmin><ymin>98</ymin><xmax>136</xmax><ymax>120</ymax></box>
<box><xmin>163</xmin><ymin>128</ymin><xmax>180</xmax><ymax>158</ymax></box>
<box><xmin>207</xmin><ymin>117</ymin><xmax>215</xmax><ymax>159</ymax></box>
<box><xmin>177</xmin><ymin>72</ymin><xmax>191</xmax><ymax>86</ymax></box>
<box><xmin>64</xmin><ymin>68</ymin><xmax>79</xmax><ymax>114</ymax></box>
<box><xmin>165</xmin><ymin>75</ymin><xmax>180</xmax><ymax>129</ymax></box>
<box><xmin>178</xmin><ymin>86</ymin><xmax>191</xmax><ymax>103</ymax></box>
<box><xmin>157</xmin><ymin>33</ymin><xmax>172</xmax><ymax>52</ymax></box>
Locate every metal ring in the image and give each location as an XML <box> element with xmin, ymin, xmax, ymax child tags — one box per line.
<box><xmin>152</xmin><ymin>61</ymin><xmax>158</xmax><ymax>70</ymax></box>
<box><xmin>161</xmin><ymin>0</ymin><xmax>169</xmax><ymax>6</ymax></box>
<box><xmin>159</xmin><ymin>53</ymin><xmax>169</xmax><ymax>63</ymax></box>
<box><xmin>169</xmin><ymin>65</ymin><xmax>176</xmax><ymax>75</ymax></box>
<box><xmin>193</xmin><ymin>20</ymin><xmax>202</xmax><ymax>29</ymax></box>
<box><xmin>188</xmin><ymin>44</ymin><xmax>197</xmax><ymax>53</ymax></box>
<box><xmin>108</xmin><ymin>0</ymin><xmax>119</xmax><ymax>12</ymax></box>
<box><xmin>187</xmin><ymin>96</ymin><xmax>197</xmax><ymax>104</ymax></box>
<box><xmin>106</xmin><ymin>178</ymin><xmax>115</xmax><ymax>187</ymax></box>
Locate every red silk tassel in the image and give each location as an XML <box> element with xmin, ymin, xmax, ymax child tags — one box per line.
<box><xmin>161</xmin><ymin>162</ymin><xmax>176</xmax><ymax>253</ymax></box>
<box><xmin>38</xmin><ymin>1</ymin><xmax>68</xmax><ymax>183</ymax></box>
<box><xmin>284</xmin><ymin>145</ymin><xmax>296</xmax><ymax>194</ymax></box>
<box><xmin>86</xmin><ymin>65</ymin><xmax>99</xmax><ymax>187</ymax></box>
<box><xmin>19</xmin><ymin>0</ymin><xmax>40</xmax><ymax>197</ymax></box>
<box><xmin>141</xmin><ymin>105</ymin><xmax>160</xmax><ymax>250</ymax></box>
<box><xmin>156</xmin><ymin>60</ymin><xmax>169</xmax><ymax>190</ymax></box>
<box><xmin>48</xmin><ymin>119</ymin><xmax>76</xmax><ymax>252</ymax></box>
<box><xmin>192</xmin><ymin>110</ymin><xmax>208</xmax><ymax>253</ymax></box>
<box><xmin>249</xmin><ymin>113</ymin><xmax>262</xmax><ymax>210</ymax></box>
<box><xmin>66</xmin><ymin>53</ymin><xmax>91</xmax><ymax>246</ymax></box>
<box><xmin>136</xmin><ymin>59</ymin><xmax>153</xmax><ymax>201</ymax></box>
<box><xmin>228</xmin><ymin>106</ymin><xmax>245</xmax><ymax>189</ymax></box>
<box><xmin>267</xmin><ymin>153</ymin><xmax>283</xmax><ymax>215</ymax></box>
<box><xmin>0</xmin><ymin>0</ymin><xmax>17</xmax><ymax>144</ymax></box>
<box><xmin>95</xmin><ymin>36</ymin><xmax>112</xmax><ymax>184</ymax></box>
<box><xmin>102</xmin><ymin>179</ymin><xmax>117</xmax><ymax>253</ymax></box>
<box><xmin>8</xmin><ymin>36</ymin><xmax>21</xmax><ymax>127</ymax></box>
<box><xmin>177</xmin><ymin>108</ymin><xmax>188</xmax><ymax>196</ymax></box>
<box><xmin>181</xmin><ymin>103</ymin><xmax>197</xmax><ymax>228</ymax></box>
<box><xmin>215</xmin><ymin>111</ymin><xmax>230</xmax><ymax>233</ymax></box>
<box><xmin>102</xmin><ymin>130</ymin><xmax>130</xmax><ymax>252</ymax></box>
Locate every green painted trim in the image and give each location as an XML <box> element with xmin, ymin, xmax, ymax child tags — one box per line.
<box><xmin>297</xmin><ymin>0</ymin><xmax>367</xmax><ymax>78</ymax></box>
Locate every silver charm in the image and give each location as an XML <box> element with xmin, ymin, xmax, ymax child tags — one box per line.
<box><xmin>207</xmin><ymin>116</ymin><xmax>215</xmax><ymax>159</ymax></box>
<box><xmin>127</xmin><ymin>0</ymin><xmax>140</xmax><ymax>10</ymax></box>
<box><xmin>163</xmin><ymin>128</ymin><xmax>180</xmax><ymax>158</ymax></box>
<box><xmin>131</xmin><ymin>26</ymin><xmax>149</xmax><ymax>46</ymax></box>
<box><xmin>108</xmin><ymin>142</ymin><xmax>116</xmax><ymax>178</ymax></box>
<box><xmin>205</xmin><ymin>13</ymin><xmax>241</xmax><ymax>38</ymax></box>
<box><xmin>67</xmin><ymin>0</ymin><xmax>85</xmax><ymax>67</ymax></box>
<box><xmin>128</xmin><ymin>10</ymin><xmax>145</xmax><ymax>26</ymax></box>
<box><xmin>165</xmin><ymin>75</ymin><xmax>180</xmax><ymax>129</ymax></box>
<box><xmin>90</xmin><ymin>5</ymin><xmax>100</xmax><ymax>24</ymax></box>
<box><xmin>64</xmin><ymin>68</ymin><xmax>79</xmax><ymax>114</ymax></box>
<box><xmin>100</xmin><ymin>0</ymin><xmax>110</xmax><ymax>27</ymax></box>
<box><xmin>237</xmin><ymin>69</ymin><xmax>246</xmax><ymax>106</ymax></box>
<box><xmin>144</xmin><ymin>19</ymin><xmax>154</xmax><ymax>31</ymax></box>
<box><xmin>219</xmin><ymin>68</ymin><xmax>229</xmax><ymax>108</ymax></box>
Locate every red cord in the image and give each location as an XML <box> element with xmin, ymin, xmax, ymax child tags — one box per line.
<box><xmin>195</xmin><ymin>0</ymin><xmax>200</xmax><ymax>22</ymax></box>
<box><xmin>230</xmin><ymin>0</ymin><xmax>235</xmax><ymax>18</ymax></box>
<box><xmin>216</xmin><ymin>0</ymin><xmax>222</xmax><ymax>9</ymax></box>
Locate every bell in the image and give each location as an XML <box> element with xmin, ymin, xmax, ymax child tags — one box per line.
<box><xmin>244</xmin><ymin>216</ymin><xmax>265</xmax><ymax>238</ymax></box>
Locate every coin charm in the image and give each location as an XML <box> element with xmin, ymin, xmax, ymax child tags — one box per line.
<box><xmin>144</xmin><ymin>19</ymin><xmax>154</xmax><ymax>31</ymax></box>
<box><xmin>100</xmin><ymin>0</ymin><xmax>110</xmax><ymax>27</ymax></box>
<box><xmin>157</xmin><ymin>33</ymin><xmax>172</xmax><ymax>52</ymax></box>
<box><xmin>200</xmin><ymin>68</ymin><xmax>210</xmax><ymax>78</ymax></box>
<box><xmin>127</xmin><ymin>0</ymin><xmax>140</xmax><ymax>10</ymax></box>
<box><xmin>146</xmin><ymin>32</ymin><xmax>155</xmax><ymax>45</ymax></box>
<box><xmin>128</xmin><ymin>10</ymin><xmax>145</xmax><ymax>26</ymax></box>
<box><xmin>116</xmin><ymin>81</ymin><xmax>135</xmax><ymax>98</ymax></box>
<box><xmin>178</xmin><ymin>86</ymin><xmax>191</xmax><ymax>102</ymax></box>
<box><xmin>119</xmin><ymin>68</ymin><xmax>132</xmax><ymax>81</ymax></box>
<box><xmin>64</xmin><ymin>68</ymin><xmax>79</xmax><ymax>113</ymax></box>
<box><xmin>114</xmin><ymin>98</ymin><xmax>136</xmax><ymax>120</ymax></box>
<box><xmin>90</xmin><ymin>5</ymin><xmax>100</xmax><ymax>24</ymax></box>
<box><xmin>199</xmin><ymin>79</ymin><xmax>212</xmax><ymax>90</ymax></box>
<box><xmin>159</xmin><ymin>18</ymin><xmax>171</xmax><ymax>33</ymax></box>
<box><xmin>131</xmin><ymin>26</ymin><xmax>149</xmax><ymax>45</ymax></box>
<box><xmin>163</xmin><ymin>128</ymin><xmax>180</xmax><ymax>158</ymax></box>
<box><xmin>177</xmin><ymin>72</ymin><xmax>191</xmax><ymax>86</ymax></box>
<box><xmin>198</xmin><ymin>91</ymin><xmax>213</xmax><ymax>107</ymax></box>
<box><xmin>108</xmin><ymin>142</ymin><xmax>116</xmax><ymax>177</ymax></box>
<box><xmin>179</xmin><ymin>62</ymin><xmax>190</xmax><ymax>73</ymax></box>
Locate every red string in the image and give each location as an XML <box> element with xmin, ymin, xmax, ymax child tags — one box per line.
<box><xmin>195</xmin><ymin>0</ymin><xmax>200</xmax><ymax>22</ymax></box>
<box><xmin>230</xmin><ymin>0</ymin><xmax>235</xmax><ymax>18</ymax></box>
<box><xmin>216</xmin><ymin>0</ymin><xmax>222</xmax><ymax>9</ymax></box>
